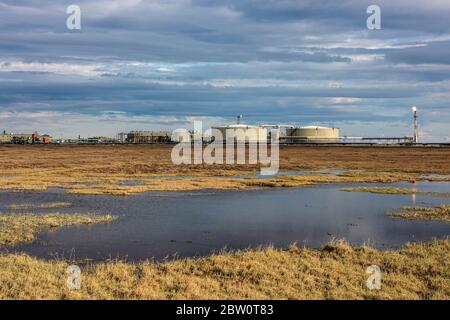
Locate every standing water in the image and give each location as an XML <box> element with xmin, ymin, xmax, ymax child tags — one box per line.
<box><xmin>1</xmin><ymin>181</ymin><xmax>449</xmax><ymax>262</ymax></box>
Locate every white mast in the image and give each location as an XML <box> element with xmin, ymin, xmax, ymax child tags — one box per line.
<box><xmin>412</xmin><ymin>106</ymin><xmax>418</xmax><ymax>143</ymax></box>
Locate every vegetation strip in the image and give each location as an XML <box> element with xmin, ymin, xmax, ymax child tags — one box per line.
<box><xmin>388</xmin><ymin>205</ymin><xmax>450</xmax><ymax>222</ymax></box>
<box><xmin>340</xmin><ymin>187</ymin><xmax>450</xmax><ymax>198</ymax></box>
<box><xmin>0</xmin><ymin>171</ymin><xmax>428</xmax><ymax>195</ymax></box>
<box><xmin>7</xmin><ymin>202</ymin><xmax>72</xmax><ymax>210</ymax></box>
<box><xmin>0</xmin><ymin>213</ymin><xmax>117</xmax><ymax>246</ymax></box>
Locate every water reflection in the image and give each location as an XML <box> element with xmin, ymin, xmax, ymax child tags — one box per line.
<box><xmin>1</xmin><ymin>181</ymin><xmax>449</xmax><ymax>262</ymax></box>
<box><xmin>411</xmin><ymin>182</ymin><xmax>417</xmax><ymax>205</ymax></box>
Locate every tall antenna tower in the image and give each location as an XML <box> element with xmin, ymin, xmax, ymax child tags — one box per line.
<box><xmin>412</xmin><ymin>106</ymin><xmax>418</xmax><ymax>143</ymax></box>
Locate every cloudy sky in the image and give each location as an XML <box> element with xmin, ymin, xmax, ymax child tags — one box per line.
<box><xmin>0</xmin><ymin>0</ymin><xmax>449</xmax><ymax>140</ymax></box>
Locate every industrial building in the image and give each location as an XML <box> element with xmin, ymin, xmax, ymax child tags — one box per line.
<box><xmin>285</xmin><ymin>126</ymin><xmax>340</xmax><ymax>143</ymax></box>
<box><xmin>116</xmin><ymin>132</ymin><xmax>127</xmax><ymax>143</ymax></box>
<box><xmin>0</xmin><ymin>133</ymin><xmax>32</xmax><ymax>144</ymax></box>
<box><xmin>0</xmin><ymin>132</ymin><xmax>12</xmax><ymax>143</ymax></box>
<box><xmin>125</xmin><ymin>131</ymin><xmax>172</xmax><ymax>143</ymax></box>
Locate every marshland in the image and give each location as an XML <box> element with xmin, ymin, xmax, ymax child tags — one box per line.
<box><xmin>0</xmin><ymin>145</ymin><xmax>449</xmax><ymax>299</ymax></box>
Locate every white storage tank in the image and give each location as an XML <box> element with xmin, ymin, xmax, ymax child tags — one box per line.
<box><xmin>286</xmin><ymin>126</ymin><xmax>340</xmax><ymax>142</ymax></box>
<box><xmin>211</xmin><ymin>124</ymin><xmax>267</xmax><ymax>143</ymax></box>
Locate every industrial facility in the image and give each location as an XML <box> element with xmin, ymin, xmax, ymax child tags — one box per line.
<box><xmin>210</xmin><ymin>115</ymin><xmax>340</xmax><ymax>143</ymax></box>
<box><xmin>0</xmin><ymin>106</ymin><xmax>440</xmax><ymax>146</ymax></box>
<box><xmin>0</xmin><ymin>132</ymin><xmax>52</xmax><ymax>144</ymax></box>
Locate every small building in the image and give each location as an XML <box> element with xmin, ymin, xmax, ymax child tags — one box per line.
<box><xmin>285</xmin><ymin>126</ymin><xmax>340</xmax><ymax>143</ymax></box>
<box><xmin>41</xmin><ymin>134</ymin><xmax>52</xmax><ymax>144</ymax></box>
<box><xmin>211</xmin><ymin>124</ymin><xmax>267</xmax><ymax>143</ymax></box>
<box><xmin>31</xmin><ymin>133</ymin><xmax>52</xmax><ymax>144</ymax></box>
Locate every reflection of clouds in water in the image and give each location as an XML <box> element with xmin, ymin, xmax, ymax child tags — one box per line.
<box><xmin>5</xmin><ymin>182</ymin><xmax>450</xmax><ymax>261</ymax></box>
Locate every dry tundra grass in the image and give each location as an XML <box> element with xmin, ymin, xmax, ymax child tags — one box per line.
<box><xmin>1</xmin><ymin>145</ymin><xmax>449</xmax><ymax>195</ymax></box>
<box><xmin>1</xmin><ymin>144</ymin><xmax>450</xmax><ymax>174</ymax></box>
<box><xmin>0</xmin><ymin>239</ymin><xmax>448</xmax><ymax>300</ymax></box>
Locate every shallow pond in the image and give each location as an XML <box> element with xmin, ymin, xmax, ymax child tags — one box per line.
<box><xmin>1</xmin><ymin>181</ymin><xmax>449</xmax><ymax>262</ymax></box>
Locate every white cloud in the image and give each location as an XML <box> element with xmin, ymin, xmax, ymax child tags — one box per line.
<box><xmin>343</xmin><ymin>55</ymin><xmax>385</xmax><ymax>63</ymax></box>
<box><xmin>0</xmin><ymin>61</ymin><xmax>102</xmax><ymax>77</ymax></box>
<box><xmin>330</xmin><ymin>97</ymin><xmax>362</xmax><ymax>104</ymax></box>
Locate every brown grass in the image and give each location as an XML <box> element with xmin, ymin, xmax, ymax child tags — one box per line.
<box><xmin>1</xmin><ymin>144</ymin><xmax>450</xmax><ymax>174</ymax></box>
<box><xmin>0</xmin><ymin>145</ymin><xmax>449</xmax><ymax>194</ymax></box>
<box><xmin>0</xmin><ymin>239</ymin><xmax>448</xmax><ymax>300</ymax></box>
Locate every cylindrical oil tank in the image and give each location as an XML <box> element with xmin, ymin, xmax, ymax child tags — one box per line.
<box><xmin>286</xmin><ymin>126</ymin><xmax>340</xmax><ymax>142</ymax></box>
<box><xmin>211</xmin><ymin>125</ymin><xmax>267</xmax><ymax>143</ymax></box>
